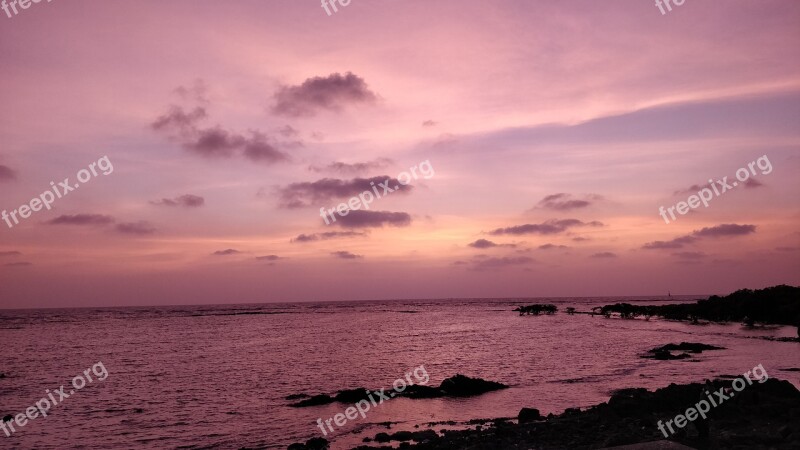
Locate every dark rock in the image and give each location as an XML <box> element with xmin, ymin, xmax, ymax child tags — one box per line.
<box><xmin>391</xmin><ymin>431</ymin><xmax>413</xmax><ymax>441</ymax></box>
<box><xmin>374</xmin><ymin>432</ymin><xmax>391</xmax><ymax>443</ymax></box>
<box><xmin>518</xmin><ymin>407</ymin><xmax>541</xmax><ymax>423</ymax></box>
<box><xmin>439</xmin><ymin>374</ymin><xmax>508</xmax><ymax>397</ymax></box>
<box><xmin>2</xmin><ymin>414</ymin><xmax>12</xmax><ymax>423</ymax></box>
<box><xmin>648</xmin><ymin>342</ymin><xmax>725</xmax><ymax>353</ymax></box>
<box><xmin>400</xmin><ymin>384</ymin><xmax>443</xmax><ymax>399</ymax></box>
<box><xmin>285</xmin><ymin>393</ymin><xmax>309</xmax><ymax>400</ymax></box>
<box><xmin>289</xmin><ymin>394</ymin><xmax>334</xmax><ymax>407</ymax></box>
<box><xmin>334</xmin><ymin>388</ymin><xmax>369</xmax><ymax>403</ymax></box>
<box><xmin>304</xmin><ymin>438</ymin><xmax>328</xmax><ymax>450</ymax></box>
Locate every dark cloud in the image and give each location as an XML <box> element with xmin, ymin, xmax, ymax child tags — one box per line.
<box><xmin>0</xmin><ymin>164</ymin><xmax>17</xmax><ymax>181</ymax></box>
<box><xmin>642</xmin><ymin>235</ymin><xmax>698</xmax><ymax>250</ymax></box>
<box><xmin>591</xmin><ymin>252</ymin><xmax>617</xmax><ymax>258</ymax></box>
<box><xmin>152</xmin><ymin>91</ymin><xmax>290</xmax><ymax>163</ymax></box>
<box><xmin>151</xmin><ymin>106</ymin><xmax>207</xmax><ymax>132</ymax></box>
<box><xmin>308</xmin><ymin>158</ymin><xmax>394</xmax><ymax>175</ymax></box>
<box><xmin>151</xmin><ymin>194</ymin><xmax>205</xmax><ymax>208</ymax></box>
<box><xmin>489</xmin><ymin>219</ymin><xmax>603</xmax><ymax>236</ymax></box>
<box><xmin>291</xmin><ymin>231</ymin><xmax>368</xmax><ymax>243</ymax></box>
<box><xmin>46</xmin><ymin>214</ymin><xmax>115</xmax><ymax>226</ymax></box>
<box><xmin>334</xmin><ymin>210</ymin><xmax>412</xmax><ymax>229</ymax></box>
<box><xmin>692</xmin><ymin>224</ymin><xmax>756</xmax><ymax>237</ymax></box>
<box><xmin>536</xmin><ymin>193</ymin><xmax>600</xmax><ymax>211</ymax></box>
<box><xmin>185</xmin><ymin>126</ymin><xmax>246</xmax><ymax>158</ymax></box>
<box><xmin>468</xmin><ymin>239</ymin><xmax>517</xmax><ymax>249</ymax></box>
<box><xmin>643</xmin><ymin>224</ymin><xmax>756</xmax><ymax>249</ymax></box>
<box><xmin>115</xmin><ymin>221</ymin><xmax>157</xmax><ymax>235</ymax></box>
<box><xmin>272</xmin><ymin>72</ymin><xmax>378</xmax><ymax>117</ymax></box>
<box><xmin>213</xmin><ymin>249</ymin><xmax>242</xmax><ymax>256</ymax></box>
<box><xmin>331</xmin><ymin>251</ymin><xmax>363</xmax><ymax>260</ymax></box>
<box><xmin>539</xmin><ymin>244</ymin><xmax>568</xmax><ymax>250</ymax></box>
<box><xmin>422</xmin><ymin>120</ymin><xmax>437</xmax><ymax>127</ymax></box>
<box><xmin>469</xmin><ymin>239</ymin><xmax>498</xmax><ymax>249</ymax></box>
<box><xmin>743</xmin><ymin>178</ymin><xmax>765</xmax><ymax>189</ymax></box>
<box><xmin>4</xmin><ymin>262</ymin><xmax>32</xmax><ymax>267</ymax></box>
<box><xmin>469</xmin><ymin>256</ymin><xmax>535</xmax><ymax>271</ymax></box>
<box><xmin>0</xmin><ymin>251</ymin><xmax>22</xmax><ymax>257</ymax></box>
<box><xmin>278</xmin><ymin>176</ymin><xmax>411</xmax><ymax>208</ymax></box>
<box><xmin>243</xmin><ymin>132</ymin><xmax>291</xmax><ymax>163</ymax></box>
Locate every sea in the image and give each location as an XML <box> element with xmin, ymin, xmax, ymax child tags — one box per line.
<box><xmin>1</xmin><ymin>296</ymin><xmax>798</xmax><ymax>449</ymax></box>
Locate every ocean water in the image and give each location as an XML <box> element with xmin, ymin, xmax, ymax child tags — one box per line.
<box><xmin>1</xmin><ymin>297</ymin><xmax>798</xmax><ymax>449</ymax></box>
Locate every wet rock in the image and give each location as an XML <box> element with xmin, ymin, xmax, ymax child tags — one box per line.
<box><xmin>2</xmin><ymin>414</ymin><xmax>12</xmax><ymax>423</ymax></box>
<box><xmin>374</xmin><ymin>432</ymin><xmax>391</xmax><ymax>443</ymax></box>
<box><xmin>289</xmin><ymin>394</ymin><xmax>334</xmax><ymax>407</ymax></box>
<box><xmin>439</xmin><ymin>374</ymin><xmax>508</xmax><ymax>397</ymax></box>
<box><xmin>518</xmin><ymin>407</ymin><xmax>541</xmax><ymax>423</ymax></box>
<box><xmin>648</xmin><ymin>342</ymin><xmax>725</xmax><ymax>353</ymax></box>
<box><xmin>288</xmin><ymin>438</ymin><xmax>329</xmax><ymax>450</ymax></box>
<box><xmin>285</xmin><ymin>393</ymin><xmax>308</xmax><ymax>400</ymax></box>
<box><xmin>333</xmin><ymin>388</ymin><xmax>369</xmax><ymax>403</ymax></box>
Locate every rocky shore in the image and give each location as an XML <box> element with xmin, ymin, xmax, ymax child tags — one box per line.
<box><xmin>288</xmin><ymin>376</ymin><xmax>799</xmax><ymax>449</ymax></box>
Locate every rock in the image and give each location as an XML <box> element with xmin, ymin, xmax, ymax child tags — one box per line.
<box><xmin>648</xmin><ymin>342</ymin><xmax>725</xmax><ymax>353</ymax></box>
<box><xmin>518</xmin><ymin>408</ymin><xmax>541</xmax><ymax>423</ymax></box>
<box><xmin>391</xmin><ymin>431</ymin><xmax>413</xmax><ymax>441</ymax></box>
<box><xmin>439</xmin><ymin>374</ymin><xmax>508</xmax><ymax>397</ymax></box>
<box><xmin>289</xmin><ymin>394</ymin><xmax>334</xmax><ymax>407</ymax></box>
<box><xmin>401</xmin><ymin>384</ymin><xmax>443</xmax><ymax>399</ymax></box>
<box><xmin>304</xmin><ymin>438</ymin><xmax>328</xmax><ymax>450</ymax></box>
<box><xmin>2</xmin><ymin>414</ymin><xmax>12</xmax><ymax>423</ymax></box>
<box><xmin>285</xmin><ymin>393</ymin><xmax>309</xmax><ymax>400</ymax></box>
<box><xmin>375</xmin><ymin>432</ymin><xmax>391</xmax><ymax>443</ymax></box>
<box><xmin>334</xmin><ymin>388</ymin><xmax>370</xmax><ymax>403</ymax></box>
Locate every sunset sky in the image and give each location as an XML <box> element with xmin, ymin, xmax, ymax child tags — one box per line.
<box><xmin>1</xmin><ymin>0</ymin><xmax>799</xmax><ymax>308</ymax></box>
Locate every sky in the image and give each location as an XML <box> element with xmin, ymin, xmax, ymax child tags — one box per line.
<box><xmin>1</xmin><ymin>0</ymin><xmax>799</xmax><ymax>308</ymax></box>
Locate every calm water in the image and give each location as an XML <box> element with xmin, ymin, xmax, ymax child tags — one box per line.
<box><xmin>1</xmin><ymin>297</ymin><xmax>798</xmax><ymax>449</ymax></box>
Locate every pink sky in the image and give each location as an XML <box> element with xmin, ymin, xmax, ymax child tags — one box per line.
<box><xmin>1</xmin><ymin>0</ymin><xmax>799</xmax><ymax>308</ymax></box>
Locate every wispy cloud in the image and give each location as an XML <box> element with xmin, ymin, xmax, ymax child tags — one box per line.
<box><xmin>272</xmin><ymin>72</ymin><xmax>378</xmax><ymax>117</ymax></box>
<box><xmin>489</xmin><ymin>219</ymin><xmax>603</xmax><ymax>236</ymax></box>
<box><xmin>331</xmin><ymin>251</ymin><xmax>363</xmax><ymax>260</ymax></box>
<box><xmin>151</xmin><ymin>194</ymin><xmax>205</xmax><ymax>208</ymax></box>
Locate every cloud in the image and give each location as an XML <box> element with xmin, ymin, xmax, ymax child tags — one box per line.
<box><xmin>291</xmin><ymin>231</ymin><xmax>368</xmax><ymax>243</ymax></box>
<box><xmin>151</xmin><ymin>194</ymin><xmax>205</xmax><ymax>208</ymax></box>
<box><xmin>0</xmin><ymin>251</ymin><xmax>22</xmax><ymax>257</ymax></box>
<box><xmin>115</xmin><ymin>221</ymin><xmax>157</xmax><ymax>235</ymax></box>
<box><xmin>489</xmin><ymin>219</ymin><xmax>603</xmax><ymax>236</ymax></box>
<box><xmin>151</xmin><ymin>106</ymin><xmax>207</xmax><ymax>132</ymax></box>
<box><xmin>591</xmin><ymin>252</ymin><xmax>617</xmax><ymax>258</ymax></box>
<box><xmin>334</xmin><ymin>210</ymin><xmax>412</xmax><ymax>229</ymax></box>
<box><xmin>271</xmin><ymin>72</ymin><xmax>378</xmax><ymax>117</ymax></box>
<box><xmin>469</xmin><ymin>239</ymin><xmax>498</xmax><ymax>249</ymax></box>
<box><xmin>468</xmin><ymin>239</ymin><xmax>517</xmax><ymax>249</ymax></box>
<box><xmin>331</xmin><ymin>251</ymin><xmax>363</xmax><ymax>260</ymax></box>
<box><xmin>308</xmin><ymin>158</ymin><xmax>394</xmax><ymax>175</ymax></box>
<box><xmin>4</xmin><ymin>262</ymin><xmax>32</xmax><ymax>267</ymax></box>
<box><xmin>0</xmin><ymin>164</ymin><xmax>17</xmax><ymax>182</ymax></box>
<box><xmin>743</xmin><ymin>178</ymin><xmax>765</xmax><ymax>189</ymax></box>
<box><xmin>256</xmin><ymin>255</ymin><xmax>281</xmax><ymax>261</ymax></box>
<box><xmin>46</xmin><ymin>214</ymin><xmax>115</xmax><ymax>226</ymax></box>
<box><xmin>643</xmin><ymin>224</ymin><xmax>756</xmax><ymax>249</ymax></box>
<box><xmin>692</xmin><ymin>224</ymin><xmax>756</xmax><ymax>237</ymax></box>
<box><xmin>212</xmin><ymin>249</ymin><xmax>242</xmax><ymax>256</ymax></box>
<box><xmin>539</xmin><ymin>244</ymin><xmax>568</xmax><ymax>250</ymax></box>
<box><xmin>535</xmin><ymin>193</ymin><xmax>601</xmax><ymax>211</ymax></box>
<box><xmin>672</xmin><ymin>252</ymin><xmax>708</xmax><ymax>259</ymax></box>
<box><xmin>174</xmin><ymin>79</ymin><xmax>209</xmax><ymax>104</ymax></box>
<box><xmin>422</xmin><ymin>120</ymin><xmax>437</xmax><ymax>127</ymax></box>
<box><xmin>673</xmin><ymin>184</ymin><xmax>706</xmax><ymax>196</ymax></box>
<box><xmin>469</xmin><ymin>256</ymin><xmax>535</xmax><ymax>271</ymax></box>
<box><xmin>243</xmin><ymin>132</ymin><xmax>291</xmax><ymax>163</ymax></box>
<box><xmin>277</xmin><ymin>176</ymin><xmax>411</xmax><ymax>208</ymax></box>
<box><xmin>572</xmin><ymin>237</ymin><xmax>591</xmax><ymax>242</ymax></box>
<box><xmin>152</xmin><ymin>93</ymin><xmax>290</xmax><ymax>163</ymax></box>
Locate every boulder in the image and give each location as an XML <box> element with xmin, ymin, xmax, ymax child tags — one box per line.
<box><xmin>518</xmin><ymin>407</ymin><xmax>541</xmax><ymax>423</ymax></box>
